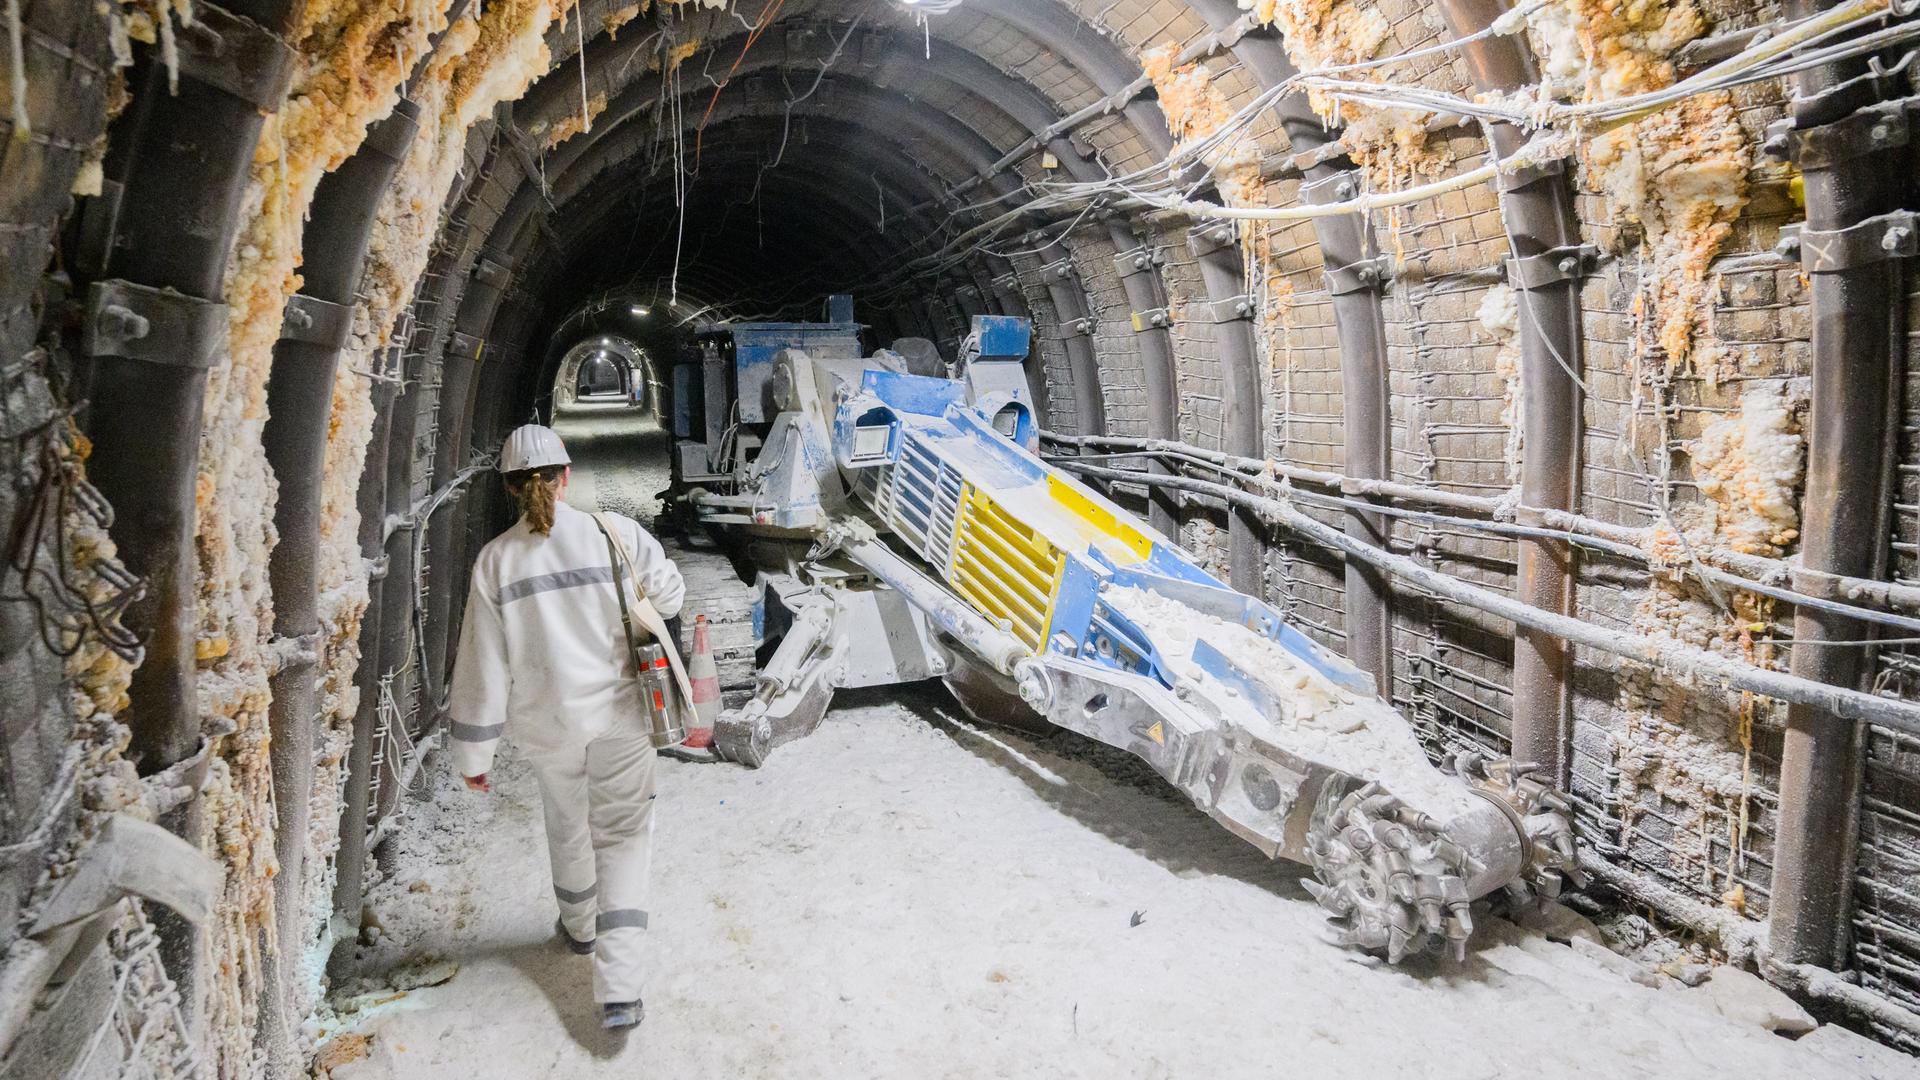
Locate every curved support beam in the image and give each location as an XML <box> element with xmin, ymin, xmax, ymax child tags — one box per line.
<box><xmin>1186</xmin><ymin>220</ymin><xmax>1265</xmax><ymax>594</ymax></box>
<box><xmin>85</xmin><ymin>61</ymin><xmax>287</xmax><ymax>775</ymax></box>
<box><xmin>528</xmin><ymin>84</ymin><xmax>1066</xmax><ymax>301</ymax></box>
<box><xmin>964</xmin><ymin>0</ymin><xmax>1175</xmax><ymax>159</ymax></box>
<box><xmin>261</xmin><ymin>97</ymin><xmax>416</xmax><ymax>1006</ymax></box>
<box><xmin>1185</xmin><ymin>0</ymin><xmax>1396</xmax><ymax>685</ymax></box>
<box><xmin>530</xmin><ymin>10</ymin><xmax>1176</xmax><ymax>192</ymax></box>
<box><xmin>543</xmin><ymin>131</ymin><xmax>960</xmax><ymax>277</ymax></box>
<box><xmin>531</xmin><ymin>147</ymin><xmax>983</xmax><ymax>321</ymax></box>
<box><xmin>1434</xmin><ymin>0</ymin><xmax>1586</xmax><ymax>778</ymax></box>
<box><xmin>333</xmin><ymin>337</ymin><xmax>400</xmax><ymax>958</ymax></box>
<box><xmin>422</xmin><ymin>252</ymin><xmax>513</xmax><ymax>688</ymax></box>
<box><xmin>1767</xmin><ymin>0</ymin><xmax>1910</xmax><ymax>969</ymax></box>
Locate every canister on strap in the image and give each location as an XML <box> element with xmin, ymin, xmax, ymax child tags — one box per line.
<box><xmin>637</xmin><ymin>643</ymin><xmax>687</xmax><ymax>749</ymax></box>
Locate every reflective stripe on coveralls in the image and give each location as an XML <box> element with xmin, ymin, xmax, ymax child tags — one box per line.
<box><xmin>448</xmin><ymin>500</ymin><xmax>686</xmax><ymax>1003</ymax></box>
<box><xmin>535</xmin><ymin>726</ymin><xmax>657</xmax><ymax>1003</ymax></box>
<box><xmin>449</xmin><ymin>502</ymin><xmax>686</xmax><ymax>777</ymax></box>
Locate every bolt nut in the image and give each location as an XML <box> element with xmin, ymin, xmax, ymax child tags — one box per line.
<box><xmin>1883</xmin><ymin>225</ymin><xmax>1911</xmax><ymax>253</ymax></box>
<box><xmin>1774</xmin><ymin>234</ymin><xmax>1802</xmax><ymax>259</ymax></box>
<box><xmin>1016</xmin><ymin>669</ymin><xmax>1051</xmax><ymax>709</ymax></box>
<box><xmin>1557</xmin><ymin>256</ymin><xmax>1579</xmax><ymax>275</ymax></box>
<box><xmin>1335</xmin><ymin>180</ymin><xmax>1357</xmax><ymax>200</ymax></box>
<box><xmin>98</xmin><ymin>305</ymin><xmax>150</xmax><ymax>341</ymax></box>
<box><xmin>1871</xmin><ymin>122</ymin><xmax>1893</xmax><ymax>142</ymax></box>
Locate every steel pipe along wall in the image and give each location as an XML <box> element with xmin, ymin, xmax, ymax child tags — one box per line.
<box><xmin>1</xmin><ymin>1</ymin><xmax>1919</xmax><ymax>1073</ymax></box>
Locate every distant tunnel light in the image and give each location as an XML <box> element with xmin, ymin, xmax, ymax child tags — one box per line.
<box><xmin>630</xmin><ymin>305</ymin><xmax>650</xmax><ymax>317</ymax></box>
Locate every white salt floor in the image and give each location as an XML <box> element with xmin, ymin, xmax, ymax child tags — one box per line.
<box><xmin>320</xmin><ymin>684</ymin><xmax>1915</xmax><ymax>1079</ymax></box>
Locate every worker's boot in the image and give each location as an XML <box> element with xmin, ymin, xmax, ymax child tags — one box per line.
<box><xmin>601</xmin><ymin>1000</ymin><xmax>644</xmax><ymax>1030</ymax></box>
<box><xmin>555</xmin><ymin>917</ymin><xmax>594</xmax><ymax>956</ymax></box>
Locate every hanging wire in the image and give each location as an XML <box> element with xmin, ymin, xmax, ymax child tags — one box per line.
<box><xmin>832</xmin><ymin>0</ymin><xmax>1913</xmax><ymax>297</ymax></box>
<box><xmin>3</xmin><ymin>417</ymin><xmax>147</xmax><ymax>664</ymax></box>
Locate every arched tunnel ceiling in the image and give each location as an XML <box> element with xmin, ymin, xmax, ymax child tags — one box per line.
<box><xmin>482</xmin><ymin>0</ymin><xmax>1386</xmax><ymax>381</ymax></box>
<box><xmin>503</xmin><ymin>13</ymin><xmax>1179</xmax><ymax>328</ymax></box>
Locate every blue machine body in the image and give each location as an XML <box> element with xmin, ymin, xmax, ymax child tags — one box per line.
<box><xmin>721</xmin><ymin>321</ymin><xmax>861</xmax><ymax>423</ymax></box>
<box><xmin>971</xmin><ymin>315</ymin><xmax>1031</xmax><ymax>360</ymax></box>
<box><xmin>836</xmin><ymin>358</ymin><xmax>1378</xmax><ymax>702</ymax></box>
<box><xmin>671</xmin><ymin>363</ymin><xmax>699</xmax><ymax>439</ymax></box>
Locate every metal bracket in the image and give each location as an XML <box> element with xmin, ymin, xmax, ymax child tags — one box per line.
<box><xmin>1299</xmin><ymin>168</ymin><xmax>1362</xmax><ymax>207</ymax></box>
<box><xmin>1505</xmin><ymin>244</ymin><xmax>1599</xmax><ymax>291</ymax></box>
<box><xmin>1187</xmin><ymin>222</ymin><xmax>1239</xmax><ymax>258</ymax></box>
<box><xmin>1038</xmin><ymin>257</ymin><xmax>1077</xmax><ymax>282</ymax></box>
<box><xmin>1269</xmin><ymin>140</ymin><xmax>1354</xmax><ymax>181</ymax></box>
<box><xmin>1061</xmin><ymin>317</ymin><xmax>1096</xmax><ymax>338</ymax></box>
<box><xmin>1130</xmin><ymin>308</ymin><xmax>1171</xmax><ymax>332</ymax></box>
<box><xmin>1325</xmin><ymin>255</ymin><xmax>1390</xmax><ymax>296</ymax></box>
<box><xmin>473</xmin><ymin>254</ymin><xmax>513</xmax><ymax>290</ymax></box>
<box><xmin>1497</xmin><ymin>155</ymin><xmax>1566</xmax><ymax>193</ymax></box>
<box><xmin>447</xmin><ymin>330</ymin><xmax>485</xmax><ymax>362</ymax></box>
<box><xmin>175</xmin><ymin>3</ymin><xmax>296</xmax><ymax>113</ymax></box>
<box><xmin>362</xmin><ymin>100</ymin><xmax>422</xmax><ymax>163</ymax></box>
<box><xmin>81</xmin><ymin>280</ymin><xmax>227</xmax><ymax>368</ymax></box>
<box><xmin>1766</xmin><ymin>97</ymin><xmax>1915</xmax><ymax>169</ymax></box>
<box><xmin>1779</xmin><ymin>209</ymin><xmax>1918</xmax><ymax>272</ymax></box>
<box><xmin>280</xmin><ymin>293</ymin><xmax>353</xmax><ymax>350</ymax></box>
<box><xmin>1208</xmin><ymin>294</ymin><xmax>1257</xmax><ymax>323</ymax></box>
<box><xmin>1299</xmin><ymin>168</ymin><xmax>1357</xmax><ymax>203</ymax></box>
<box><xmin>1112</xmin><ymin>246</ymin><xmax>1165</xmax><ymax>279</ymax></box>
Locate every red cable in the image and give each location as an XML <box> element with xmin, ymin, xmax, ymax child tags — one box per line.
<box><xmin>695</xmin><ymin>0</ymin><xmax>787</xmax><ymax>168</ymax></box>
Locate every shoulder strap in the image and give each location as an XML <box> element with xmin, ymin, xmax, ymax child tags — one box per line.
<box><xmin>589</xmin><ymin>512</ymin><xmax>645</xmax><ymax>670</ymax></box>
<box><xmin>590</xmin><ymin>512</ymin><xmax>698</xmax><ymax>716</ymax></box>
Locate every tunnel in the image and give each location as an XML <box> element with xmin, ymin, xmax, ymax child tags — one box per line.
<box><xmin>1</xmin><ymin>0</ymin><xmax>1918</xmax><ymax>1076</ymax></box>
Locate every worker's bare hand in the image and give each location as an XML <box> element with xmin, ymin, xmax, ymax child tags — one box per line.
<box><xmin>463</xmin><ymin>773</ymin><xmax>490</xmax><ymax>793</ymax></box>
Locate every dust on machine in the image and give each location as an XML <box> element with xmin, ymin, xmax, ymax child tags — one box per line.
<box><xmin>666</xmin><ymin>296</ymin><xmax>1581</xmax><ymax>964</ymax></box>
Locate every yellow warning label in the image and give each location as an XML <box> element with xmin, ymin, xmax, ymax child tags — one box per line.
<box><xmin>1146</xmin><ymin>721</ymin><xmax>1165</xmax><ymax>745</ymax></box>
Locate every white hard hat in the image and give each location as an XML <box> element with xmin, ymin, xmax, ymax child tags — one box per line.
<box><xmin>500</xmin><ymin>424</ymin><xmax>571</xmax><ymax>473</ymax></box>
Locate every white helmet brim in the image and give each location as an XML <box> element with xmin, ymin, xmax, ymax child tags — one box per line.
<box><xmin>500</xmin><ymin>424</ymin><xmax>572</xmax><ymax>473</ymax></box>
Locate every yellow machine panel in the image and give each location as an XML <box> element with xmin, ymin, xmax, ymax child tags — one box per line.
<box><xmin>949</xmin><ymin>483</ymin><xmax>1065</xmax><ymax>652</ymax></box>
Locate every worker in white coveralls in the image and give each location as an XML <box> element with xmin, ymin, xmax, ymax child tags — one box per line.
<box><xmin>448</xmin><ymin>423</ymin><xmax>690</xmax><ymax>1031</ymax></box>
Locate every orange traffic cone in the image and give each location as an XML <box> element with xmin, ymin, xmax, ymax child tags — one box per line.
<box><xmin>684</xmin><ymin>614</ymin><xmax>721</xmax><ymax>747</ymax></box>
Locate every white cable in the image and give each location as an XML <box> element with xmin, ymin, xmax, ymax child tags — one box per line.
<box><xmin>574</xmin><ymin>1</ymin><xmax>590</xmax><ymax>135</ymax></box>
